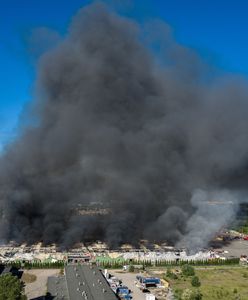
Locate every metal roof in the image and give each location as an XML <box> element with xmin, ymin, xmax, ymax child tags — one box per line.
<box><xmin>1</xmin><ymin>266</ymin><xmax>12</xmax><ymax>275</ymax></box>
<box><xmin>65</xmin><ymin>265</ymin><xmax>118</xmax><ymax>300</ymax></box>
<box><xmin>47</xmin><ymin>276</ymin><xmax>69</xmax><ymax>300</ymax></box>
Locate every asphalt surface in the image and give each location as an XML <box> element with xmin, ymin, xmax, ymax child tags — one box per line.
<box><xmin>221</xmin><ymin>240</ymin><xmax>248</xmax><ymax>257</ymax></box>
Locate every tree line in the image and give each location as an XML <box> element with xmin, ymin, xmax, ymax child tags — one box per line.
<box><xmin>4</xmin><ymin>260</ymin><xmax>65</xmax><ymax>269</ymax></box>
<box><xmin>97</xmin><ymin>257</ymin><xmax>240</xmax><ymax>268</ymax></box>
<box><xmin>2</xmin><ymin>257</ymin><xmax>240</xmax><ymax>269</ymax></box>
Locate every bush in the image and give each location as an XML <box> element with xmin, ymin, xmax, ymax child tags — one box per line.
<box><xmin>129</xmin><ymin>265</ymin><xmax>135</xmax><ymax>272</ymax></box>
<box><xmin>174</xmin><ymin>288</ymin><xmax>183</xmax><ymax>300</ymax></box>
<box><xmin>59</xmin><ymin>268</ymin><xmax>64</xmax><ymax>275</ymax></box>
<box><xmin>181</xmin><ymin>289</ymin><xmax>202</xmax><ymax>300</ymax></box>
<box><xmin>182</xmin><ymin>265</ymin><xmax>195</xmax><ymax>276</ymax></box>
<box><xmin>181</xmin><ymin>289</ymin><xmax>192</xmax><ymax>300</ymax></box>
<box><xmin>191</xmin><ymin>276</ymin><xmax>201</xmax><ymax>287</ymax></box>
<box><xmin>166</xmin><ymin>269</ymin><xmax>178</xmax><ymax>279</ymax></box>
<box><xmin>192</xmin><ymin>290</ymin><xmax>203</xmax><ymax>300</ymax></box>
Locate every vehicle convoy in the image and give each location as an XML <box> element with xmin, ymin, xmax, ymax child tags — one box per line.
<box><xmin>104</xmin><ymin>271</ymin><xmax>132</xmax><ymax>300</ymax></box>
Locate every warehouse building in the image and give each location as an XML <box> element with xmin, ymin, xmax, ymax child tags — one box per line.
<box><xmin>67</xmin><ymin>253</ymin><xmax>91</xmax><ymax>264</ymax></box>
<box><xmin>47</xmin><ymin>265</ymin><xmax>118</xmax><ymax>300</ymax></box>
<box><xmin>47</xmin><ymin>276</ymin><xmax>69</xmax><ymax>299</ymax></box>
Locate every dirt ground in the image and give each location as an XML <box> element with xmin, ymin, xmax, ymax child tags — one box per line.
<box><xmin>22</xmin><ymin>272</ymin><xmax>37</xmax><ymax>284</ymax></box>
<box><xmin>22</xmin><ymin>269</ymin><xmax>60</xmax><ymax>300</ymax></box>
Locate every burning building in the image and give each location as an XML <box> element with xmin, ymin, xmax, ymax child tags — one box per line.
<box><xmin>0</xmin><ymin>2</ymin><xmax>248</xmax><ymax>251</ymax></box>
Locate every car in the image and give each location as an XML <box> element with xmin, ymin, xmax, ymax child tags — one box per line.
<box><xmin>141</xmin><ymin>288</ymin><xmax>150</xmax><ymax>293</ymax></box>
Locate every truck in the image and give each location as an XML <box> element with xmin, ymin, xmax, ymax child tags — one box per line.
<box><xmin>146</xmin><ymin>294</ymin><xmax>156</xmax><ymax>300</ymax></box>
<box><xmin>116</xmin><ymin>286</ymin><xmax>132</xmax><ymax>300</ymax></box>
<box><xmin>138</xmin><ymin>277</ymin><xmax>161</xmax><ymax>290</ymax></box>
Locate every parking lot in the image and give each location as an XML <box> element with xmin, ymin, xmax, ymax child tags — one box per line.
<box><xmin>110</xmin><ymin>270</ymin><xmax>146</xmax><ymax>300</ymax></box>
<box><xmin>220</xmin><ymin>240</ymin><xmax>248</xmax><ymax>257</ymax></box>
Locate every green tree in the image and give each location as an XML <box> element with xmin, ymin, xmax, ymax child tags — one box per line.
<box><xmin>181</xmin><ymin>265</ymin><xmax>195</xmax><ymax>277</ymax></box>
<box><xmin>0</xmin><ymin>274</ymin><xmax>26</xmax><ymax>300</ymax></box>
<box><xmin>191</xmin><ymin>276</ymin><xmax>201</xmax><ymax>287</ymax></box>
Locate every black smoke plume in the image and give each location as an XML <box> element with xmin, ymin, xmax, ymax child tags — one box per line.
<box><xmin>1</xmin><ymin>2</ymin><xmax>248</xmax><ymax>249</ymax></box>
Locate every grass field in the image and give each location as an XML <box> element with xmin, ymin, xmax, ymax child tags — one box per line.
<box><xmin>166</xmin><ymin>266</ymin><xmax>248</xmax><ymax>300</ymax></box>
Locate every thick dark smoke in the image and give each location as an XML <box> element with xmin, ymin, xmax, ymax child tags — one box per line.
<box><xmin>1</xmin><ymin>2</ymin><xmax>248</xmax><ymax>249</ymax></box>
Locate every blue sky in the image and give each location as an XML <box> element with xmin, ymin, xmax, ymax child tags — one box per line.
<box><xmin>0</xmin><ymin>0</ymin><xmax>248</xmax><ymax>149</ymax></box>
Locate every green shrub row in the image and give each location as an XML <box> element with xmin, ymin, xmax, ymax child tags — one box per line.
<box><xmin>4</xmin><ymin>260</ymin><xmax>65</xmax><ymax>269</ymax></box>
<box><xmin>3</xmin><ymin>257</ymin><xmax>239</xmax><ymax>269</ymax></box>
<box><xmin>97</xmin><ymin>257</ymin><xmax>240</xmax><ymax>268</ymax></box>
<box><xmin>154</xmin><ymin>257</ymin><xmax>240</xmax><ymax>266</ymax></box>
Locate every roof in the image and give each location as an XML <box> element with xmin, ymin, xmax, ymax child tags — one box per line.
<box><xmin>1</xmin><ymin>266</ymin><xmax>13</xmax><ymax>275</ymax></box>
<box><xmin>47</xmin><ymin>276</ymin><xmax>69</xmax><ymax>299</ymax></box>
<box><xmin>65</xmin><ymin>265</ymin><xmax>118</xmax><ymax>300</ymax></box>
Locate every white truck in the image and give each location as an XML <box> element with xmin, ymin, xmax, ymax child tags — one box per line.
<box><xmin>146</xmin><ymin>294</ymin><xmax>156</xmax><ymax>300</ymax></box>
